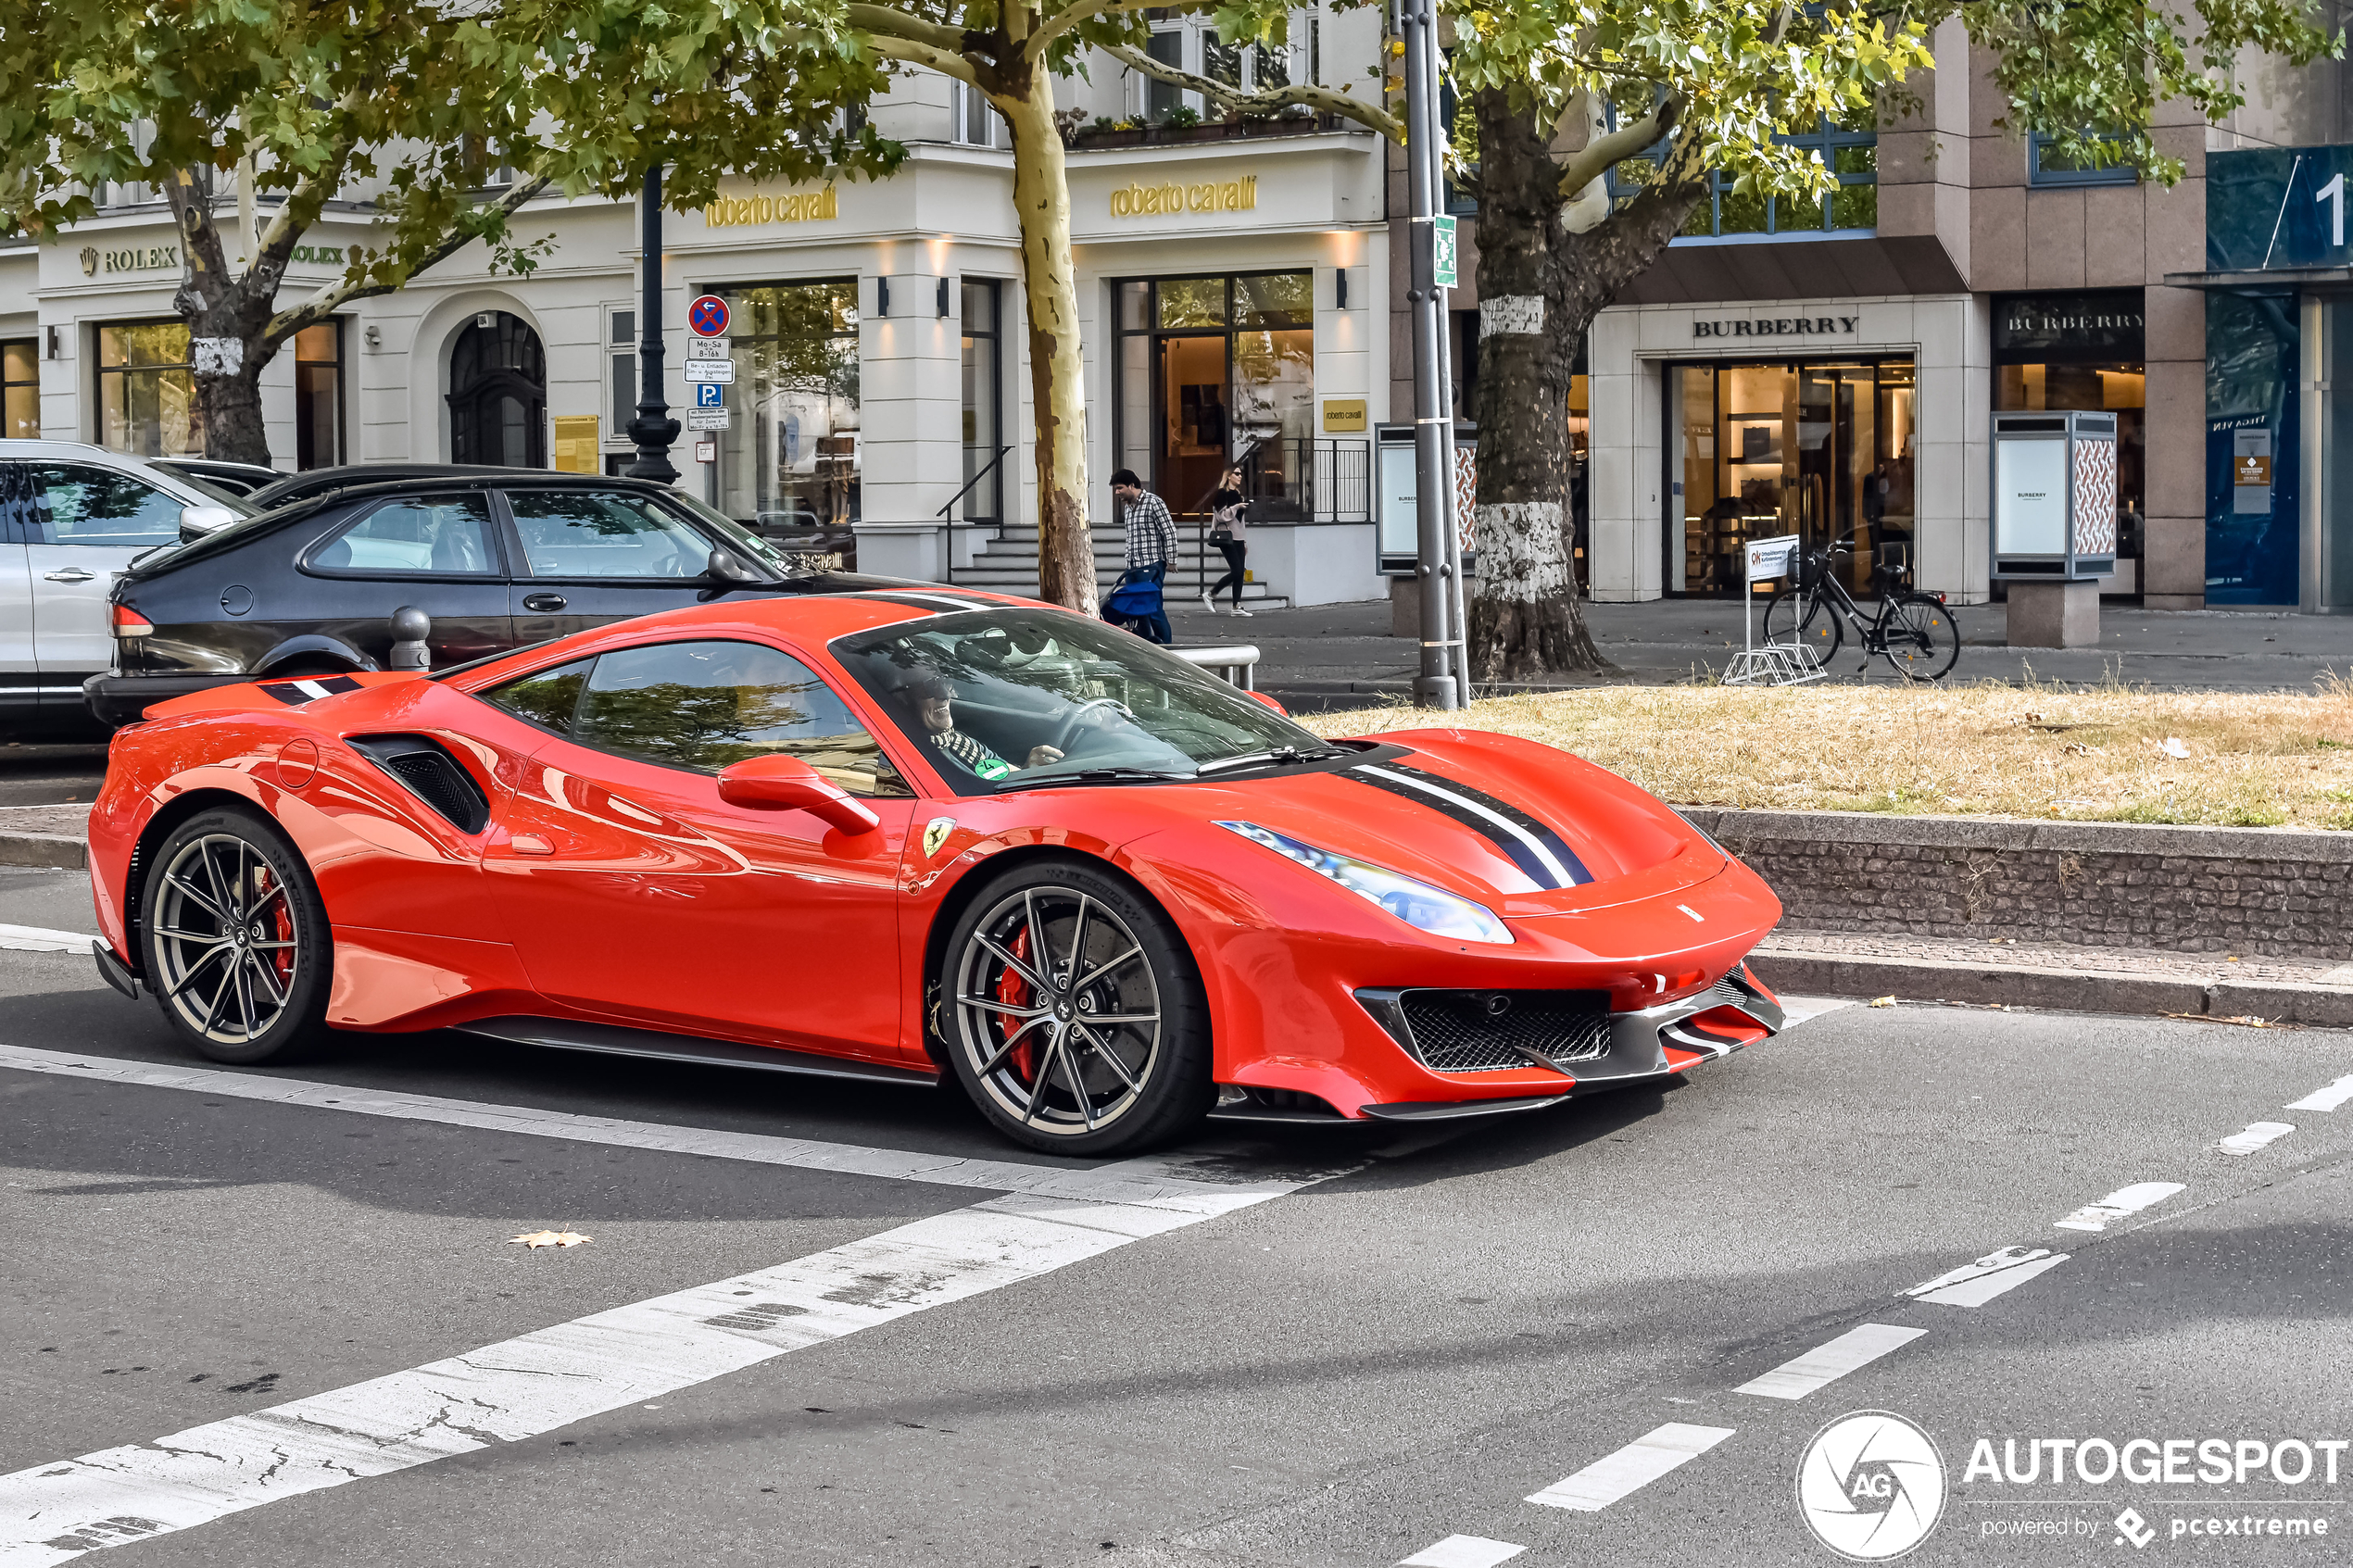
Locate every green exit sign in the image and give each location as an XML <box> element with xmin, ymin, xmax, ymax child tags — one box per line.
<box><xmin>1432</xmin><ymin>214</ymin><xmax>1457</xmax><ymax>288</ymax></box>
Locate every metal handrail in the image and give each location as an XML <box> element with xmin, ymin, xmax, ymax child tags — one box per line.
<box><xmin>936</xmin><ymin>445</ymin><xmax>1014</xmax><ymax>520</ymax></box>
<box><xmin>1167</xmin><ymin>643</ymin><xmax>1260</xmax><ymax>691</ymax></box>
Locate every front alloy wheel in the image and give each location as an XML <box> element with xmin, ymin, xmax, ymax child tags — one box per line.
<box><xmin>142</xmin><ymin>808</ymin><xmax>332</xmax><ymax>1064</ymax></box>
<box><xmin>942</xmin><ymin>863</ymin><xmax>1209</xmax><ymax>1153</ymax></box>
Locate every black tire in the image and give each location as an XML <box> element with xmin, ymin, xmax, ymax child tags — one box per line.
<box><xmin>1761</xmin><ymin>583</ymin><xmax>1843</xmax><ymax>664</ymax></box>
<box><xmin>937</xmin><ymin>859</ymin><xmax>1211</xmax><ymax>1155</ymax></box>
<box><xmin>139</xmin><ymin>806</ymin><xmax>333</xmax><ymax>1065</ymax></box>
<box><xmin>1880</xmin><ymin>594</ymin><xmax>1961</xmax><ymax>682</ymax></box>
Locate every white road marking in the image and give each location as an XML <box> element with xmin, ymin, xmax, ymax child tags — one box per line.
<box><xmin>2285</xmin><ymin>1074</ymin><xmax>2353</xmax><ymax>1113</ymax></box>
<box><xmin>0</xmin><ymin>1164</ymin><xmax>1336</xmax><ymax>1565</ymax></box>
<box><xmin>1735</xmin><ymin>1323</ymin><xmax>1926</xmax><ymax>1400</ymax></box>
<box><xmin>2218</xmin><ymin>1121</ymin><xmax>2295</xmax><ymax>1156</ymax></box>
<box><xmin>2054</xmin><ymin>1181</ymin><xmax>2186</xmax><ymax>1233</ymax></box>
<box><xmin>0</xmin><ymin>1044</ymin><xmax>1288</xmax><ymax>1208</ymax></box>
<box><xmin>1523</xmin><ymin>1423</ymin><xmax>1735</xmax><ymax>1512</ymax></box>
<box><xmin>1904</xmin><ymin>1246</ymin><xmax>2071</xmax><ymax>1307</ymax></box>
<box><xmin>1777</xmin><ymin>996</ymin><xmax>1856</xmax><ymax>1029</ymax></box>
<box><xmin>1399</xmin><ymin>1537</ymin><xmax>1526</xmax><ymax>1568</ymax></box>
<box><xmin>0</xmin><ymin>925</ymin><xmax>95</xmax><ymax>953</ymax></box>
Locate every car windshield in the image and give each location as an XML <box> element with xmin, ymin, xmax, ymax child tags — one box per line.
<box><xmin>667</xmin><ymin>492</ymin><xmax>807</xmax><ymax>578</ymax></box>
<box><xmin>834</xmin><ymin>608</ymin><xmax>1331</xmax><ymax>792</ymax></box>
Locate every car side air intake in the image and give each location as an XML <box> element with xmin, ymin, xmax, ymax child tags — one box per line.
<box><xmin>347</xmin><ymin>734</ymin><xmax>491</xmax><ymax>834</ymax></box>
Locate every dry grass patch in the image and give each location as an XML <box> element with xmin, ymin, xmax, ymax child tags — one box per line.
<box><xmin>1301</xmin><ymin>676</ymin><xmax>2353</xmax><ymax>828</ymax></box>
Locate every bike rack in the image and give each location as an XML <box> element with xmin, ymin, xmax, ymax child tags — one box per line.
<box><xmin>1722</xmin><ymin>534</ymin><xmax>1827</xmax><ymax>687</ymax></box>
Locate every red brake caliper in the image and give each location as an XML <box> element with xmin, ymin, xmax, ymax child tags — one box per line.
<box><xmin>263</xmin><ymin>870</ymin><xmax>294</xmax><ymax>987</ymax></box>
<box><xmin>996</xmin><ymin>927</ymin><xmax>1035</xmax><ymax>1083</ymax></box>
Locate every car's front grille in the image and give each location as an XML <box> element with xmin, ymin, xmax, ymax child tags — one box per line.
<box><xmin>1397</xmin><ymin>988</ymin><xmax>1613</xmax><ymax>1073</ymax></box>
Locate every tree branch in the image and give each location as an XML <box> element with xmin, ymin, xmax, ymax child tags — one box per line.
<box><xmin>843</xmin><ymin>4</ymin><xmax>972</xmax><ymax>56</ymax></box>
<box><xmin>1554</xmin><ymin>99</ymin><xmax>1679</xmax><ymax>201</ymax></box>
<box><xmin>262</xmin><ymin>174</ymin><xmax>549</xmax><ymax>347</ymax></box>
<box><xmin>864</xmin><ymin>31</ymin><xmax>985</xmax><ymax>88</ymax></box>
<box><xmin>1101</xmin><ymin>41</ymin><xmax>1454</xmax><ymax>169</ymax></box>
<box><xmin>1026</xmin><ymin>0</ymin><xmax>1165</xmax><ymax>57</ymax></box>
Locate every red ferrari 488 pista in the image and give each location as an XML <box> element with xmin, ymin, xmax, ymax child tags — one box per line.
<box><xmin>88</xmin><ymin>591</ymin><xmax>1785</xmax><ymax>1152</ymax></box>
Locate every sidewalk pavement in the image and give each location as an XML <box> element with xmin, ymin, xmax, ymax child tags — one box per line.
<box><xmin>1168</xmin><ymin>594</ymin><xmax>2353</xmax><ymax>708</ymax></box>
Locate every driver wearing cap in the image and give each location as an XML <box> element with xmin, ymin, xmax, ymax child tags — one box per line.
<box><xmin>905</xmin><ymin>674</ymin><xmax>1063</xmax><ymax>781</ymax></box>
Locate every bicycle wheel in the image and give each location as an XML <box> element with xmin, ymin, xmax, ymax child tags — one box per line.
<box><xmin>1762</xmin><ymin>583</ymin><xmax>1843</xmax><ymax>664</ymax></box>
<box><xmin>1880</xmin><ymin>595</ymin><xmax>1961</xmax><ymax>682</ymax></box>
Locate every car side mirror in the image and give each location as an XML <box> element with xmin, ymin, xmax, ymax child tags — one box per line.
<box><xmin>716</xmin><ymin>755</ymin><xmax>880</xmax><ymax>834</ymax></box>
<box><xmin>179</xmin><ymin>505</ymin><xmax>238</xmax><ymax>541</ymax></box>
<box><xmin>708</xmin><ymin>547</ymin><xmax>761</xmax><ymax>583</ymax></box>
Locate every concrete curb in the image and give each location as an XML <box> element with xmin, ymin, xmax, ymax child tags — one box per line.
<box><xmin>0</xmin><ymin>833</ymin><xmax>85</xmax><ymax>871</ymax></box>
<box><xmin>1754</xmin><ymin>946</ymin><xmax>2353</xmax><ymax>1026</ymax></box>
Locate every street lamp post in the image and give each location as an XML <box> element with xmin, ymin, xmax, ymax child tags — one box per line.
<box><xmin>1397</xmin><ymin>0</ymin><xmax>1464</xmax><ymax>709</ymax></box>
<box><xmin>625</xmin><ymin>163</ymin><xmax>680</xmax><ymax>483</ymax></box>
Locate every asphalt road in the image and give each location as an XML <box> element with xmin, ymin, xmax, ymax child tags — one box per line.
<box><xmin>4</xmin><ymin>861</ymin><xmax>2349</xmax><ymax>1568</ymax></box>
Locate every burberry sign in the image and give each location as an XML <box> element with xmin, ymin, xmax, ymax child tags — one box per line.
<box><xmin>1692</xmin><ymin>314</ymin><xmax>1858</xmax><ymax>340</ymax></box>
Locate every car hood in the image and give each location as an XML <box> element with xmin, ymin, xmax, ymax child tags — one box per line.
<box><xmin>1114</xmin><ymin>732</ymin><xmax>1728</xmax><ymax>918</ymax></box>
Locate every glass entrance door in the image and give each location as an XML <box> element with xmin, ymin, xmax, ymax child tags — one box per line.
<box><xmin>1669</xmin><ymin>357</ymin><xmax>1915</xmax><ymax>596</ymax></box>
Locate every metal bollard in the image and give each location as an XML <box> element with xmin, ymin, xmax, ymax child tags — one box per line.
<box><xmin>387</xmin><ymin>607</ymin><xmax>433</xmax><ymax>671</ymax></box>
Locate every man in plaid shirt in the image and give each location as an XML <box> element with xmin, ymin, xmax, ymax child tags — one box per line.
<box><xmin>1110</xmin><ymin>469</ymin><xmax>1176</xmax><ymax>642</ymax></box>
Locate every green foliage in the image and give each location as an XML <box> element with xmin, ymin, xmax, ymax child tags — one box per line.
<box><xmin>0</xmin><ymin>0</ymin><xmax>901</xmax><ymax>307</ymax></box>
<box><xmin>1163</xmin><ymin>105</ymin><xmax>1202</xmax><ymax>128</ymax></box>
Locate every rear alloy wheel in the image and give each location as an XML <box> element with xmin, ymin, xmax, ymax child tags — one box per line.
<box><xmin>141</xmin><ymin>807</ymin><xmax>332</xmax><ymax>1064</ymax></box>
<box><xmin>940</xmin><ymin>861</ymin><xmax>1211</xmax><ymax>1154</ymax></box>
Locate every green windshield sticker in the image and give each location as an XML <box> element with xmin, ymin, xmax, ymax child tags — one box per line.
<box><xmin>975</xmin><ymin>757</ymin><xmax>1013</xmax><ymax>780</ymax></box>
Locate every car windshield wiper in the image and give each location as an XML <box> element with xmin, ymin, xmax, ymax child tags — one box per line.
<box><xmin>993</xmin><ymin>767</ymin><xmax>1195</xmax><ymax>792</ymax></box>
<box><xmin>1195</xmin><ymin>746</ymin><xmax>1348</xmax><ymax>776</ymax></box>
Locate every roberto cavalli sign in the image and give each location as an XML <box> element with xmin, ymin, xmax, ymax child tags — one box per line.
<box><xmin>1693</xmin><ymin>314</ymin><xmax>1858</xmax><ymax>340</ymax></box>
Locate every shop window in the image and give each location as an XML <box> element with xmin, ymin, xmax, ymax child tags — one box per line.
<box><xmin>1610</xmin><ymin>115</ymin><xmax>1877</xmax><ymax>239</ymax></box>
<box><xmin>2</xmin><ymin>340</ymin><xmax>36</xmax><ymax>439</ymax></box>
<box><xmin>1667</xmin><ymin>358</ymin><xmax>1915</xmax><ymax>596</ymax></box>
<box><xmin>1993</xmin><ymin>290</ymin><xmax>2146</xmax><ymax>590</ymax></box>
<box><xmin>294</xmin><ymin>320</ymin><xmax>345</xmax><ymax>470</ymax></box>
<box><xmin>1109</xmin><ymin>271</ymin><xmax>1316</xmax><ymax>522</ymax></box>
<box><xmin>960</xmin><ymin>280</ymin><xmax>1003</xmax><ymax>524</ymax></box>
<box><xmin>608</xmin><ymin>307</ymin><xmax>637</xmax><ymax>442</ymax></box>
<box><xmin>2029</xmin><ymin>132</ymin><xmax>2136</xmax><ymax>188</ymax></box>
<box><xmin>97</xmin><ymin>320</ymin><xmax>203</xmax><ymax>458</ymax></box>
<box><xmin>713</xmin><ymin>281</ymin><xmax>861</xmax><ymax>531</ymax></box>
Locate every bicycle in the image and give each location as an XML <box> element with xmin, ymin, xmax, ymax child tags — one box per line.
<box><xmin>1760</xmin><ymin>542</ymin><xmax>1961</xmax><ymax>682</ymax></box>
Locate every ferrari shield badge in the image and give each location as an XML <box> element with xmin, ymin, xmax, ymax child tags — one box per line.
<box><xmin>923</xmin><ymin>817</ymin><xmax>956</xmax><ymax>859</ymax></box>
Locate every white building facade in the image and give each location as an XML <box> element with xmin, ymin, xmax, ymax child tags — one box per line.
<box><xmin>0</xmin><ymin>12</ymin><xmax>1393</xmax><ymax>608</ymax></box>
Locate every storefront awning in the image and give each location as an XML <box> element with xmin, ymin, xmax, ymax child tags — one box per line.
<box><xmin>2164</xmin><ymin>266</ymin><xmax>2352</xmax><ymax>290</ymax></box>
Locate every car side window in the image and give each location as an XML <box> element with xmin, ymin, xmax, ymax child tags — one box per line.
<box><xmin>27</xmin><ymin>463</ymin><xmax>183</xmax><ymax>547</ymax></box>
<box><xmin>484</xmin><ymin>658</ymin><xmax>595</xmax><ymax>734</ymax></box>
<box><xmin>568</xmin><ymin>640</ymin><xmax>911</xmax><ymax>797</ymax></box>
<box><xmin>507</xmin><ymin>491</ymin><xmax>711</xmax><ymax>580</ymax></box>
<box><xmin>308</xmin><ymin>494</ymin><xmax>498</xmax><ymax>576</ymax></box>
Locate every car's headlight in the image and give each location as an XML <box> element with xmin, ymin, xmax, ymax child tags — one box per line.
<box><xmin>1216</xmin><ymin>821</ymin><xmax>1513</xmax><ymax>945</ymax></box>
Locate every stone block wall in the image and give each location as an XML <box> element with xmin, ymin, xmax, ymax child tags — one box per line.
<box><xmin>1678</xmin><ymin>809</ymin><xmax>2353</xmax><ymax>960</ymax></box>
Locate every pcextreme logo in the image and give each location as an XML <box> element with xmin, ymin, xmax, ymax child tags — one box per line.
<box><xmin>1797</xmin><ymin>1411</ymin><xmax>1948</xmax><ymax>1561</ymax></box>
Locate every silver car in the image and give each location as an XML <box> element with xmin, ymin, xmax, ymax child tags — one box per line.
<box><xmin>0</xmin><ymin>440</ymin><xmax>253</xmax><ymax>732</ymax></box>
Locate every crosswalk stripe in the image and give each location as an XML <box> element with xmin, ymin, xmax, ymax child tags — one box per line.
<box><xmin>1903</xmin><ymin>1245</ymin><xmax>2070</xmax><ymax>1307</ymax></box>
<box><xmin>1735</xmin><ymin>1323</ymin><xmax>1926</xmax><ymax>1399</ymax></box>
<box><xmin>2284</xmin><ymin>1074</ymin><xmax>2353</xmax><ymax>1112</ymax></box>
<box><xmin>0</xmin><ymin>925</ymin><xmax>95</xmax><ymax>953</ymax></box>
<box><xmin>1399</xmin><ymin>1537</ymin><xmax>1526</xmax><ymax>1567</ymax></box>
<box><xmin>0</xmin><ymin>1044</ymin><xmax>1286</xmax><ymax>1207</ymax></box>
<box><xmin>0</xmin><ymin>1169</ymin><xmax>1328</xmax><ymax>1564</ymax></box>
<box><xmin>2219</xmin><ymin>1121</ymin><xmax>2294</xmax><ymax>1156</ymax></box>
<box><xmin>1524</xmin><ymin>1423</ymin><xmax>1735</xmax><ymax>1512</ymax></box>
<box><xmin>2053</xmin><ymin>1181</ymin><xmax>2184</xmax><ymax>1233</ymax></box>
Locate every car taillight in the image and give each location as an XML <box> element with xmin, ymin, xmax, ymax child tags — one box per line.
<box><xmin>111</xmin><ymin>604</ymin><xmax>154</xmax><ymax>637</ymax></box>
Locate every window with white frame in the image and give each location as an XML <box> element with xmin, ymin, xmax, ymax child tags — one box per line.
<box><xmin>605</xmin><ymin>305</ymin><xmax>636</xmax><ymax>446</ymax></box>
<box><xmin>951</xmin><ymin>81</ymin><xmax>1001</xmax><ymax>147</ymax></box>
<box><xmin>1137</xmin><ymin>8</ymin><xmax>1318</xmax><ymax>122</ymax></box>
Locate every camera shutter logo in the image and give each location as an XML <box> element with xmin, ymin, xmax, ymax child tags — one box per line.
<box><xmin>1795</xmin><ymin>1411</ymin><xmax>1946</xmax><ymax>1561</ymax></box>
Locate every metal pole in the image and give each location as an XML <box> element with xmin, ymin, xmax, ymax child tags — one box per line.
<box><xmin>625</xmin><ymin>163</ymin><xmax>680</xmax><ymax>483</ymax></box>
<box><xmin>1412</xmin><ymin>33</ymin><xmax>1467</xmax><ymax>709</ymax></box>
<box><xmin>1399</xmin><ymin>0</ymin><xmax>1459</xmax><ymax>709</ymax></box>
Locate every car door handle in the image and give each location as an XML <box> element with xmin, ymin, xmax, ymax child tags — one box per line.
<box><xmin>43</xmin><ymin>568</ymin><xmax>94</xmax><ymax>583</ymax></box>
<box><xmin>522</xmin><ymin>593</ymin><xmax>567</xmax><ymax>611</ymax></box>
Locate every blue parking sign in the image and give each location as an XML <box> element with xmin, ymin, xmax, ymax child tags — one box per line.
<box><xmin>695</xmin><ymin>383</ymin><xmax>724</xmax><ymax>408</ymax></box>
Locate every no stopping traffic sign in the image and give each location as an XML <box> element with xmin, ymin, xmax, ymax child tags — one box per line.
<box><xmin>687</xmin><ymin>295</ymin><xmax>730</xmax><ymax>337</ymax></box>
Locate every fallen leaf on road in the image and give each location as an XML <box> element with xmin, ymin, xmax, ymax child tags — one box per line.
<box><xmin>1869</xmin><ymin>995</ymin><xmax>1897</xmax><ymax>1008</ymax></box>
<box><xmin>510</xmin><ymin>1230</ymin><xmax>591</xmax><ymax>1249</ymax></box>
<box><xmin>2158</xmin><ymin>736</ymin><xmax>2191</xmax><ymax>759</ymax></box>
